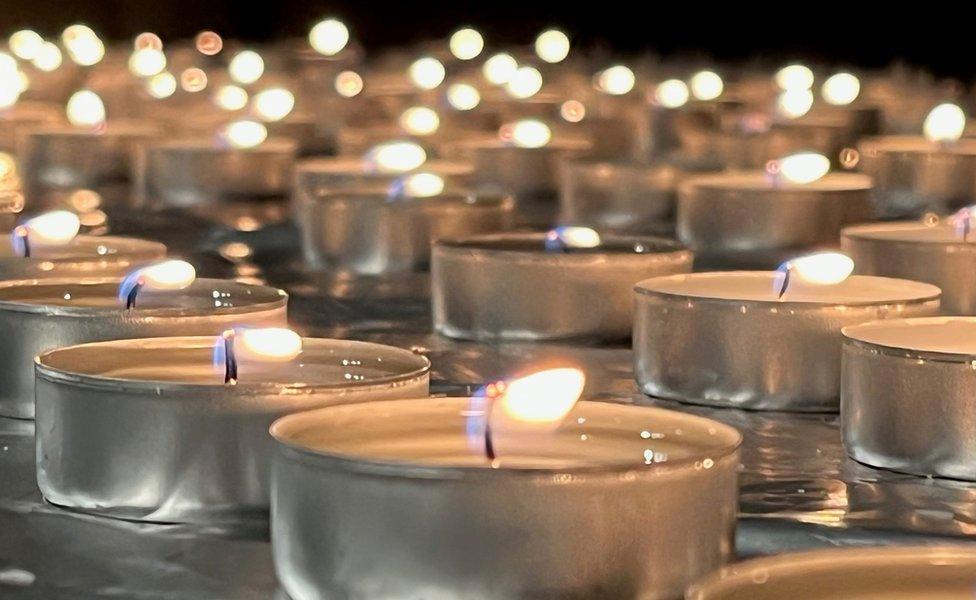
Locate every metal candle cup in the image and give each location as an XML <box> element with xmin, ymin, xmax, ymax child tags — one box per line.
<box><xmin>270</xmin><ymin>399</ymin><xmax>741</xmax><ymax>600</ymax></box>
<box><xmin>859</xmin><ymin>136</ymin><xmax>976</xmax><ymax>217</ymax></box>
<box><xmin>137</xmin><ymin>137</ymin><xmax>297</xmax><ymax>208</ymax></box>
<box><xmin>677</xmin><ymin>172</ymin><xmax>874</xmax><ymax>269</ymax></box>
<box><xmin>35</xmin><ymin>336</ymin><xmax>431</xmax><ymax>523</ymax></box>
<box><xmin>0</xmin><ymin>277</ymin><xmax>287</xmax><ymax>419</ymax></box>
<box><xmin>842</xmin><ymin>317</ymin><xmax>976</xmax><ymax>480</ymax></box>
<box><xmin>634</xmin><ymin>272</ymin><xmax>941</xmax><ymax>412</ymax></box>
<box><xmin>301</xmin><ymin>190</ymin><xmax>515</xmax><ymax>275</ymax></box>
<box><xmin>432</xmin><ymin>233</ymin><xmax>693</xmax><ymax>342</ymax></box>
<box><xmin>0</xmin><ymin>234</ymin><xmax>166</xmax><ymax>280</ymax></box>
<box><xmin>686</xmin><ymin>546</ymin><xmax>976</xmax><ymax>600</ymax></box>
<box><xmin>842</xmin><ymin>220</ymin><xmax>976</xmax><ymax>315</ymax></box>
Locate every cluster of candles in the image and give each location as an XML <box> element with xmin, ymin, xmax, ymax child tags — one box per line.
<box><xmin>1</xmin><ymin>16</ymin><xmax>975</xmax><ymax>600</ymax></box>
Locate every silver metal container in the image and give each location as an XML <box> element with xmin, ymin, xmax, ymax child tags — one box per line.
<box><xmin>0</xmin><ymin>277</ymin><xmax>287</xmax><ymax>419</ymax></box>
<box><xmin>271</xmin><ymin>398</ymin><xmax>741</xmax><ymax>600</ymax></box>
<box><xmin>634</xmin><ymin>272</ymin><xmax>941</xmax><ymax>412</ymax></box>
<box><xmin>842</xmin><ymin>220</ymin><xmax>976</xmax><ymax>315</ymax></box>
<box><xmin>686</xmin><ymin>546</ymin><xmax>976</xmax><ymax>600</ymax></box>
<box><xmin>266</xmin><ymin>114</ymin><xmax>332</xmax><ymax>156</ymax></box>
<box><xmin>0</xmin><ymin>234</ymin><xmax>166</xmax><ymax>280</ymax></box>
<box><xmin>301</xmin><ymin>190</ymin><xmax>515</xmax><ymax>275</ymax></box>
<box><xmin>842</xmin><ymin>316</ymin><xmax>976</xmax><ymax>480</ymax></box>
<box><xmin>432</xmin><ymin>233</ymin><xmax>693</xmax><ymax>342</ymax></box>
<box><xmin>137</xmin><ymin>137</ymin><xmax>297</xmax><ymax>208</ymax></box>
<box><xmin>558</xmin><ymin>158</ymin><xmax>680</xmax><ymax>233</ymax></box>
<box><xmin>859</xmin><ymin>136</ymin><xmax>976</xmax><ymax>217</ymax></box>
<box><xmin>35</xmin><ymin>336</ymin><xmax>431</xmax><ymax>523</ymax></box>
<box><xmin>677</xmin><ymin>172</ymin><xmax>874</xmax><ymax>269</ymax></box>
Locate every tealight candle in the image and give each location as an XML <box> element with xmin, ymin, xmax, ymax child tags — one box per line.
<box><xmin>634</xmin><ymin>264</ymin><xmax>940</xmax><ymax>411</ymax></box>
<box><xmin>34</xmin><ymin>333</ymin><xmax>431</xmax><ymax>522</ymax></box>
<box><xmin>677</xmin><ymin>153</ymin><xmax>874</xmax><ymax>268</ymax></box>
<box><xmin>0</xmin><ymin>271</ymin><xmax>287</xmax><ymax>418</ymax></box>
<box><xmin>301</xmin><ymin>186</ymin><xmax>514</xmax><ymax>275</ymax></box>
<box><xmin>432</xmin><ymin>229</ymin><xmax>693</xmax><ymax>341</ymax></box>
<box><xmin>842</xmin><ymin>316</ymin><xmax>976</xmax><ymax>480</ymax></box>
<box><xmin>841</xmin><ymin>218</ymin><xmax>976</xmax><ymax>315</ymax></box>
<box><xmin>687</xmin><ymin>546</ymin><xmax>976</xmax><ymax>599</ymax></box>
<box><xmin>271</xmin><ymin>371</ymin><xmax>740</xmax><ymax>599</ymax></box>
<box><xmin>0</xmin><ymin>233</ymin><xmax>165</xmax><ymax>279</ymax></box>
<box><xmin>860</xmin><ymin>102</ymin><xmax>976</xmax><ymax>217</ymax></box>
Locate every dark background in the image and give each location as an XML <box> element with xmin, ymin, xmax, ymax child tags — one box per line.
<box><xmin>2</xmin><ymin>1</ymin><xmax>972</xmax><ymax>79</ymax></box>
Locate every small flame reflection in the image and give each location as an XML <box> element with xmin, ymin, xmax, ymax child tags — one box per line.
<box><xmin>776</xmin><ymin>152</ymin><xmax>830</xmax><ymax>184</ymax></box>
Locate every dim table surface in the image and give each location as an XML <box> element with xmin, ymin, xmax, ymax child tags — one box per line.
<box><xmin>1</xmin><ymin>207</ymin><xmax>974</xmax><ymax>599</ymax></box>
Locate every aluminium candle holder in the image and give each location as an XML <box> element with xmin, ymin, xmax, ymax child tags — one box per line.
<box><xmin>842</xmin><ymin>317</ymin><xmax>976</xmax><ymax>480</ymax></box>
<box><xmin>35</xmin><ymin>336</ymin><xmax>431</xmax><ymax>524</ymax></box>
<box><xmin>0</xmin><ymin>277</ymin><xmax>287</xmax><ymax>419</ymax></box>
<box><xmin>432</xmin><ymin>233</ymin><xmax>693</xmax><ymax>342</ymax></box>
<box><xmin>686</xmin><ymin>546</ymin><xmax>976</xmax><ymax>600</ymax></box>
<box><xmin>842</xmin><ymin>220</ymin><xmax>976</xmax><ymax>315</ymax></box>
<box><xmin>301</xmin><ymin>190</ymin><xmax>515</xmax><ymax>275</ymax></box>
<box><xmin>677</xmin><ymin>172</ymin><xmax>874</xmax><ymax>269</ymax></box>
<box><xmin>271</xmin><ymin>399</ymin><xmax>741</xmax><ymax>600</ymax></box>
<box><xmin>0</xmin><ymin>234</ymin><xmax>166</xmax><ymax>280</ymax></box>
<box><xmin>633</xmin><ymin>272</ymin><xmax>941</xmax><ymax>412</ymax></box>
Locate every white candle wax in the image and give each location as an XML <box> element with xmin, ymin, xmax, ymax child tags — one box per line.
<box><xmin>0</xmin><ymin>234</ymin><xmax>166</xmax><ymax>279</ymax></box>
<box><xmin>844</xmin><ymin>316</ymin><xmax>976</xmax><ymax>355</ymax></box>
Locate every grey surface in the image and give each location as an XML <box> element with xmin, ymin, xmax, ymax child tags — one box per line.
<box><xmin>2</xmin><ymin>208</ymin><xmax>976</xmax><ymax>599</ymax></box>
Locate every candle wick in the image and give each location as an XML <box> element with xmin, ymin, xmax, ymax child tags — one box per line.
<box><xmin>14</xmin><ymin>226</ymin><xmax>29</xmax><ymax>258</ymax></box>
<box><xmin>223</xmin><ymin>330</ymin><xmax>238</xmax><ymax>385</ymax></box>
<box><xmin>484</xmin><ymin>421</ymin><xmax>496</xmax><ymax>464</ymax></box>
<box><xmin>776</xmin><ymin>266</ymin><xmax>792</xmax><ymax>300</ymax></box>
<box><xmin>124</xmin><ymin>279</ymin><xmax>144</xmax><ymax>310</ymax></box>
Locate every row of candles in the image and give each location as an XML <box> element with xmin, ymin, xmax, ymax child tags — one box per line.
<box><xmin>1</xmin><ymin>18</ymin><xmax>975</xmax><ymax>599</ymax></box>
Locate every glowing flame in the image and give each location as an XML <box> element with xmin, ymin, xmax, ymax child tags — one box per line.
<box><xmin>235</xmin><ymin>328</ymin><xmax>303</xmax><ymax>362</ymax></box>
<box><xmin>66</xmin><ymin>90</ymin><xmax>106</xmax><ymax>127</ymax></box>
<box><xmin>545</xmin><ymin>226</ymin><xmax>601</xmax><ymax>250</ymax></box>
<box><xmin>222</xmin><ymin>120</ymin><xmax>267</xmax><ymax>149</ymax></box>
<box><xmin>364</xmin><ymin>141</ymin><xmax>427</xmax><ymax>173</ymax></box>
<box><xmin>777</xmin><ymin>152</ymin><xmax>830</xmax><ymax>184</ymax></box>
<box><xmin>505</xmin><ymin>66</ymin><xmax>543</xmax><ymax>99</ymax></box>
<box><xmin>534</xmin><ymin>29</ymin><xmax>570</xmax><ymax>63</ymax></box>
<box><xmin>952</xmin><ymin>206</ymin><xmax>975</xmax><ymax>240</ymax></box>
<box><xmin>214</xmin><ymin>85</ymin><xmax>248</xmax><ymax>110</ymax></box>
<box><xmin>180</xmin><ymin>68</ymin><xmax>208</xmax><ymax>92</ymax></box>
<box><xmin>482</xmin><ymin>52</ymin><xmax>517</xmax><ymax>85</ymax></box>
<box><xmin>655</xmin><ymin>79</ymin><xmax>689</xmax><ymax>108</ymax></box>
<box><xmin>398</xmin><ymin>106</ymin><xmax>440</xmax><ymax>136</ymax></box>
<box><xmin>9</xmin><ymin>30</ymin><xmax>43</xmax><ymax>60</ymax></box>
<box><xmin>309</xmin><ymin>18</ymin><xmax>349</xmax><ymax>56</ymax></box>
<box><xmin>821</xmin><ymin>72</ymin><xmax>860</xmax><ymax>106</ymax></box>
<box><xmin>118</xmin><ymin>259</ymin><xmax>195</xmax><ymax>302</ymax></box>
<box><xmin>335</xmin><ymin>70</ymin><xmax>363</xmax><ymax>97</ymax></box>
<box><xmin>780</xmin><ymin>252</ymin><xmax>854</xmax><ymax>288</ymax></box>
<box><xmin>496</xmin><ymin>367</ymin><xmax>585</xmax><ymax>428</ymax></box>
<box><xmin>0</xmin><ymin>56</ymin><xmax>22</xmax><ymax>109</ymax></box>
<box><xmin>596</xmin><ymin>65</ymin><xmax>635</xmax><ymax>95</ymax></box>
<box><xmin>229</xmin><ymin>50</ymin><xmax>264</xmax><ymax>85</ymax></box>
<box><xmin>63</xmin><ymin>24</ymin><xmax>104</xmax><ymax>66</ymax></box>
<box><xmin>32</xmin><ymin>42</ymin><xmax>62</xmax><ymax>72</ymax></box>
<box><xmin>446</xmin><ymin>83</ymin><xmax>480</xmax><ymax>110</ymax></box>
<box><xmin>129</xmin><ymin>47</ymin><xmax>167</xmax><ymax>77</ymax></box>
<box><xmin>924</xmin><ymin>103</ymin><xmax>965</xmax><ymax>144</ymax></box>
<box><xmin>409</xmin><ymin>57</ymin><xmax>445</xmax><ymax>90</ymax></box>
<box><xmin>775</xmin><ymin>64</ymin><xmax>814</xmax><ymax>91</ymax></box>
<box><xmin>146</xmin><ymin>72</ymin><xmax>177</xmax><ymax>99</ymax></box>
<box><xmin>393</xmin><ymin>172</ymin><xmax>445</xmax><ymax>198</ymax></box>
<box><xmin>134</xmin><ymin>32</ymin><xmax>163</xmax><ymax>51</ymax></box>
<box><xmin>253</xmin><ymin>88</ymin><xmax>295</xmax><ymax>121</ymax></box>
<box><xmin>690</xmin><ymin>70</ymin><xmax>723</xmax><ymax>101</ymax></box>
<box><xmin>449</xmin><ymin>28</ymin><xmax>484</xmax><ymax>60</ymax></box>
<box><xmin>560</xmin><ymin>100</ymin><xmax>586</xmax><ymax>122</ymax></box>
<box><xmin>12</xmin><ymin>210</ymin><xmax>80</xmax><ymax>251</ymax></box>
<box><xmin>195</xmin><ymin>31</ymin><xmax>223</xmax><ymax>56</ymax></box>
<box><xmin>777</xmin><ymin>88</ymin><xmax>814</xmax><ymax>118</ymax></box>
<box><xmin>503</xmin><ymin>119</ymin><xmax>551</xmax><ymax>148</ymax></box>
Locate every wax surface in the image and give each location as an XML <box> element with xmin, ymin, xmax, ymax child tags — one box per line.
<box><xmin>844</xmin><ymin>317</ymin><xmax>976</xmax><ymax>355</ymax></box>
<box><xmin>861</xmin><ymin>134</ymin><xmax>976</xmax><ymax>155</ymax></box>
<box><xmin>439</xmin><ymin>233</ymin><xmax>685</xmax><ymax>255</ymax></box>
<box><xmin>274</xmin><ymin>398</ymin><xmax>740</xmax><ymax>470</ymax></box>
<box><xmin>155</xmin><ymin>137</ymin><xmax>296</xmax><ymax>154</ymax></box>
<box><xmin>843</xmin><ymin>221</ymin><xmax>971</xmax><ymax>244</ymax></box>
<box><xmin>315</xmin><ymin>191</ymin><xmax>507</xmax><ymax>209</ymax></box>
<box><xmin>298</xmin><ymin>157</ymin><xmax>472</xmax><ymax>177</ymax></box>
<box><xmin>0</xmin><ymin>278</ymin><xmax>283</xmax><ymax>311</ymax></box>
<box><xmin>0</xmin><ymin>235</ymin><xmax>165</xmax><ymax>261</ymax></box>
<box><xmin>637</xmin><ymin>272</ymin><xmax>939</xmax><ymax>304</ymax></box>
<box><xmin>683</xmin><ymin>171</ymin><xmax>873</xmax><ymax>193</ymax></box>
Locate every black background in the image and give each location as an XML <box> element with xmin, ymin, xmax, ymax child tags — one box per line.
<box><xmin>2</xmin><ymin>1</ymin><xmax>972</xmax><ymax>78</ymax></box>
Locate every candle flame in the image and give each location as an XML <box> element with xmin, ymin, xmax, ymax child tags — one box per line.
<box><xmin>655</xmin><ymin>79</ymin><xmax>689</xmax><ymax>108</ymax></box>
<box><xmin>118</xmin><ymin>259</ymin><xmax>196</xmax><ymax>303</ymax></box>
<box><xmin>496</xmin><ymin>367</ymin><xmax>585</xmax><ymax>427</ymax></box>
<box><xmin>775</xmin><ymin>64</ymin><xmax>814</xmax><ymax>91</ymax></box>
<box><xmin>951</xmin><ymin>206</ymin><xmax>975</xmax><ymax>240</ymax></box>
<box><xmin>364</xmin><ymin>141</ymin><xmax>427</xmax><ymax>173</ymax></box>
<box><xmin>596</xmin><ymin>65</ymin><xmax>635</xmax><ymax>95</ymax></box>
<box><xmin>690</xmin><ymin>70</ymin><xmax>723</xmax><ymax>101</ymax></box>
<box><xmin>9</xmin><ymin>30</ymin><xmax>43</xmax><ymax>60</ymax></box>
<box><xmin>777</xmin><ymin>152</ymin><xmax>830</xmax><ymax>184</ymax></box>
<box><xmin>446</xmin><ymin>83</ymin><xmax>480</xmax><ymax>110</ymax></box>
<box><xmin>449</xmin><ymin>28</ymin><xmax>484</xmax><ymax>61</ymax></box>
<box><xmin>214</xmin><ymin>85</ymin><xmax>248</xmax><ymax>110</ymax></box>
<box><xmin>776</xmin><ymin>88</ymin><xmax>814</xmax><ymax>119</ymax></box>
<box><xmin>502</xmin><ymin>119</ymin><xmax>551</xmax><ymax>148</ymax></box>
<box><xmin>229</xmin><ymin>50</ymin><xmax>264</xmax><ymax>85</ymax></box>
<box><xmin>399</xmin><ymin>106</ymin><xmax>440</xmax><ymax>135</ymax></box>
<box><xmin>505</xmin><ymin>66</ymin><xmax>543</xmax><ymax>99</ymax></box>
<box><xmin>482</xmin><ymin>52</ymin><xmax>517</xmax><ymax>85</ymax></box>
<box><xmin>252</xmin><ymin>88</ymin><xmax>295</xmax><ymax>122</ymax></box>
<box><xmin>392</xmin><ymin>172</ymin><xmax>445</xmax><ymax>198</ymax></box>
<box><xmin>408</xmin><ymin>57</ymin><xmax>445</xmax><ymax>90</ymax></box>
<box><xmin>32</xmin><ymin>42</ymin><xmax>62</xmax><ymax>72</ymax></box>
<box><xmin>223</xmin><ymin>120</ymin><xmax>267</xmax><ymax>149</ymax></box>
<box><xmin>776</xmin><ymin>252</ymin><xmax>854</xmax><ymax>297</ymax></box>
<box><xmin>146</xmin><ymin>72</ymin><xmax>177</xmax><ymax>99</ymax></box>
<box><xmin>309</xmin><ymin>18</ymin><xmax>349</xmax><ymax>56</ymax></box>
<box><xmin>560</xmin><ymin>100</ymin><xmax>586</xmax><ymax>122</ymax></box>
<box><xmin>66</xmin><ymin>90</ymin><xmax>106</xmax><ymax>128</ymax></box>
<box><xmin>128</xmin><ymin>47</ymin><xmax>167</xmax><ymax>77</ymax></box>
<box><xmin>63</xmin><ymin>24</ymin><xmax>104</xmax><ymax>66</ymax></box>
<box><xmin>236</xmin><ymin>327</ymin><xmax>303</xmax><ymax>362</ymax></box>
<box><xmin>821</xmin><ymin>72</ymin><xmax>860</xmax><ymax>106</ymax></box>
<box><xmin>13</xmin><ymin>210</ymin><xmax>80</xmax><ymax>250</ymax></box>
<box><xmin>924</xmin><ymin>103</ymin><xmax>965</xmax><ymax>144</ymax></box>
<box><xmin>335</xmin><ymin>70</ymin><xmax>364</xmax><ymax>97</ymax></box>
<box><xmin>545</xmin><ymin>226</ymin><xmax>601</xmax><ymax>250</ymax></box>
<box><xmin>0</xmin><ymin>56</ymin><xmax>23</xmax><ymax>109</ymax></box>
<box><xmin>534</xmin><ymin>29</ymin><xmax>570</xmax><ymax>63</ymax></box>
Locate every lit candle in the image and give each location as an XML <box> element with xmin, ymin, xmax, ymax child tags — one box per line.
<box><xmin>432</xmin><ymin>229</ymin><xmax>693</xmax><ymax>341</ymax></box>
<box><xmin>35</xmin><ymin>333</ymin><xmax>430</xmax><ymax>522</ymax></box>
<box><xmin>270</xmin><ymin>368</ymin><xmax>741</xmax><ymax>599</ymax></box>
<box><xmin>634</xmin><ymin>255</ymin><xmax>941</xmax><ymax>411</ymax></box>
